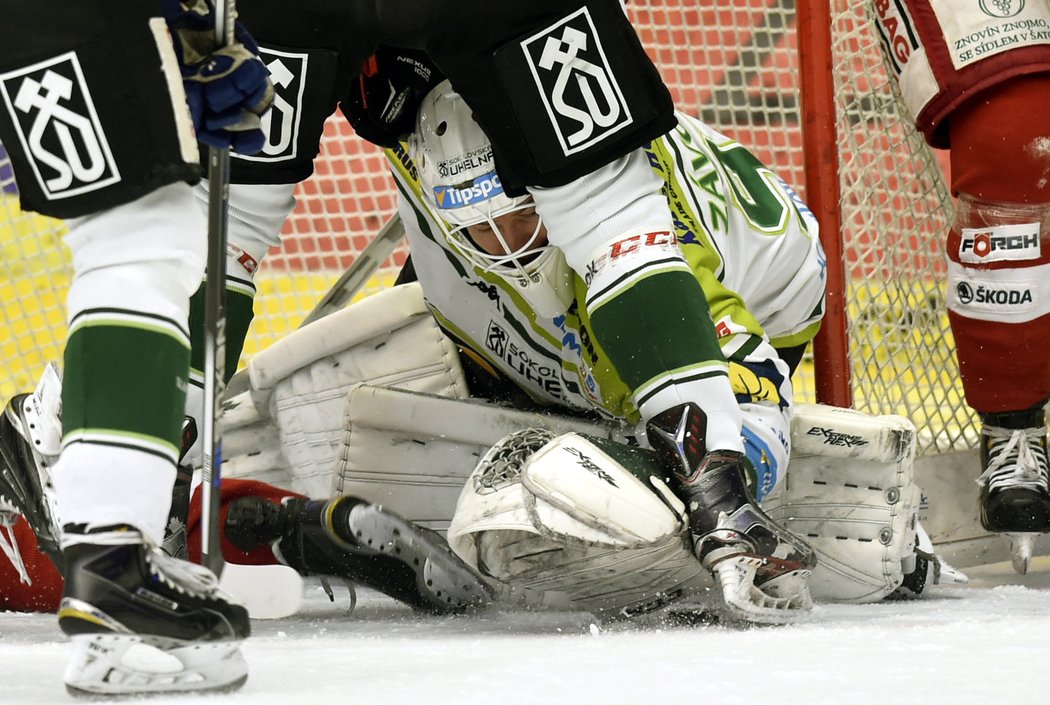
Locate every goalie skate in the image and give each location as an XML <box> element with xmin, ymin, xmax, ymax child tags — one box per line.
<box><xmin>647</xmin><ymin>403</ymin><xmax>815</xmax><ymax>625</ymax></box>
<box><xmin>59</xmin><ymin>526</ymin><xmax>249</xmax><ymax>696</ymax></box>
<box><xmin>699</xmin><ymin>500</ymin><xmax>815</xmax><ymax>625</ymax></box>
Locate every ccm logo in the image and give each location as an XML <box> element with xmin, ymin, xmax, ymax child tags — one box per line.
<box><xmin>609</xmin><ymin>231</ymin><xmax>676</xmax><ymax>259</ymax></box>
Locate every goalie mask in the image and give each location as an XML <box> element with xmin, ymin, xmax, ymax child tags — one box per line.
<box><xmin>409</xmin><ymin>82</ymin><xmax>573</xmax><ymax>316</ymax></box>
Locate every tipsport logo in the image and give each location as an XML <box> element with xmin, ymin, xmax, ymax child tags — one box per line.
<box><xmin>519</xmin><ymin>7</ymin><xmax>633</xmax><ymax>156</ymax></box>
<box><xmin>0</xmin><ymin>52</ymin><xmax>120</xmax><ymax>199</ymax></box>
<box><xmin>432</xmin><ymin>171</ymin><xmax>504</xmax><ymax>209</ymax></box>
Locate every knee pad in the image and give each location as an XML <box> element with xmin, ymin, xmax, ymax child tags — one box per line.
<box><xmin>950</xmin><ymin>74</ymin><xmax>1050</xmax><ymax>202</ymax></box>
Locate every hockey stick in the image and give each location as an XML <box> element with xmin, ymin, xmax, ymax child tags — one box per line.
<box><xmin>298</xmin><ymin>211</ymin><xmax>406</xmax><ymax>327</ymax></box>
<box><xmin>200</xmin><ymin>0</ymin><xmax>236</xmax><ymax>577</ymax></box>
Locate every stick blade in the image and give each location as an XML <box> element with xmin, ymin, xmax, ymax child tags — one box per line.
<box><xmin>220</xmin><ymin>563</ymin><xmax>304</xmax><ymax>619</ymax></box>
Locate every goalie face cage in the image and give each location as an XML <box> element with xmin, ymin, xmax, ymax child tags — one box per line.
<box><xmin>0</xmin><ymin>1</ymin><xmax>974</xmax><ymax>456</ymax></box>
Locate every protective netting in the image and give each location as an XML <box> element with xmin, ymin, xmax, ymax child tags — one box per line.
<box><xmin>0</xmin><ymin>0</ymin><xmax>973</xmax><ymax>454</ymax></box>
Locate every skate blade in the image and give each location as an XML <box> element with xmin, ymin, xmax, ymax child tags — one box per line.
<box><xmin>712</xmin><ymin>554</ymin><xmax>813</xmax><ymax>626</ymax></box>
<box><xmin>64</xmin><ymin>633</ymin><xmax>247</xmax><ymax>697</ymax></box>
<box><xmin>1005</xmin><ymin>533</ymin><xmax>1038</xmax><ymax>575</ymax></box>
<box><xmin>348</xmin><ymin>503</ymin><xmax>494</xmax><ymax>611</ymax></box>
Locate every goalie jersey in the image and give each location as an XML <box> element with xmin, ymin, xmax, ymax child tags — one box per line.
<box><xmin>386</xmin><ymin>112</ymin><xmax>826</xmax><ymax>423</ymax></box>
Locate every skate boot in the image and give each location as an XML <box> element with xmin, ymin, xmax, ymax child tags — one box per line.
<box><xmin>225</xmin><ymin>495</ymin><xmax>492</xmax><ymax>613</ymax></box>
<box><xmin>647</xmin><ymin>403</ymin><xmax>816</xmax><ymax>624</ymax></box>
<box><xmin>976</xmin><ymin>405</ymin><xmax>1050</xmax><ymax>574</ymax></box>
<box><xmin>0</xmin><ymin>391</ymin><xmax>62</xmax><ymax>569</ymax></box>
<box><xmin>59</xmin><ymin>524</ymin><xmax>250</xmax><ymax>696</ymax></box>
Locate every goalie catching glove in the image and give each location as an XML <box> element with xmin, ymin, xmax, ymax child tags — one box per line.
<box><xmin>161</xmin><ymin>0</ymin><xmax>274</xmax><ymax>153</ymax></box>
<box><xmin>448</xmin><ymin>428</ymin><xmax>708</xmax><ymax>617</ymax></box>
<box><xmin>646</xmin><ymin>403</ymin><xmax>817</xmax><ymax>624</ymax></box>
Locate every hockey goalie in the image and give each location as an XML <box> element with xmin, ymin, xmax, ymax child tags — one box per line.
<box><xmin>215</xmin><ymin>281</ymin><xmax>963</xmax><ymax>624</ymax></box>
<box><xmin>206</xmin><ymin>80</ymin><xmax>965</xmax><ymax>624</ymax></box>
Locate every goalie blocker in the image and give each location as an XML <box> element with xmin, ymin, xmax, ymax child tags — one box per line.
<box><xmin>219</xmin><ymin>284</ymin><xmax>939</xmax><ymax>615</ymax></box>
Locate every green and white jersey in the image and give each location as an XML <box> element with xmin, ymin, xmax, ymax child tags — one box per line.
<box><xmin>386</xmin><ymin>111</ymin><xmax>825</xmax><ymax>424</ymax></box>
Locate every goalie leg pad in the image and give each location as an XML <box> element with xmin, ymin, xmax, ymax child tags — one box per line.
<box><xmin>332</xmin><ymin>385</ymin><xmax>627</xmax><ymax>531</ymax></box>
<box><xmin>448</xmin><ymin>430</ymin><xmax>708</xmax><ymax>615</ymax></box>
<box><xmin>763</xmin><ymin>403</ymin><xmax>920</xmax><ymax>603</ymax></box>
<box><xmin>221</xmin><ymin>283</ymin><xmax>470</xmax><ymax>498</ymax></box>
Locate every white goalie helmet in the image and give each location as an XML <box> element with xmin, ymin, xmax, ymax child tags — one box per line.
<box><xmin>409</xmin><ymin>82</ymin><xmax>573</xmax><ymax>314</ymax></box>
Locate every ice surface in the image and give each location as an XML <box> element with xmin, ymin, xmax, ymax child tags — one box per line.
<box><xmin>3</xmin><ymin>560</ymin><xmax>1050</xmax><ymax>705</ymax></box>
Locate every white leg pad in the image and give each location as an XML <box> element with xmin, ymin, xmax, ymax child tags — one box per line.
<box><xmin>762</xmin><ymin>403</ymin><xmax>920</xmax><ymax>603</ymax></box>
<box><xmin>335</xmin><ymin>385</ymin><xmax>627</xmax><ymax>531</ymax></box>
<box><xmin>221</xmin><ymin>283</ymin><xmax>469</xmax><ymax>497</ymax></box>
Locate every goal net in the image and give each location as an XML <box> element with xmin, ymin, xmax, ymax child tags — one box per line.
<box><xmin>0</xmin><ymin>0</ymin><xmax>972</xmax><ymax>456</ymax></box>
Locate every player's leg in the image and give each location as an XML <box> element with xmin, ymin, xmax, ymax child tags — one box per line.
<box><xmin>217</xmin><ymin>480</ymin><xmax>492</xmax><ymax>613</ymax></box>
<box><xmin>946</xmin><ymin>73</ymin><xmax>1050</xmax><ymax>550</ymax></box>
<box><xmin>0</xmin><ymin>1</ymin><xmax>250</xmax><ymax>694</ymax></box>
<box><xmin>870</xmin><ymin>0</ymin><xmax>1050</xmax><ymax>571</ymax></box>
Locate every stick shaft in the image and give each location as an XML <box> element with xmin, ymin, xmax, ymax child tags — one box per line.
<box><xmin>200</xmin><ymin>0</ymin><xmax>236</xmax><ymax>576</ymax></box>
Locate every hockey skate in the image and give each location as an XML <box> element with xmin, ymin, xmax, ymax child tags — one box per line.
<box><xmin>59</xmin><ymin>525</ymin><xmax>250</xmax><ymax>696</ymax></box>
<box><xmin>893</xmin><ymin>522</ymin><xmax>969</xmax><ymax>598</ymax></box>
<box><xmin>976</xmin><ymin>412</ymin><xmax>1050</xmax><ymax>575</ymax></box>
<box><xmin>225</xmin><ymin>495</ymin><xmax>493</xmax><ymax>613</ymax></box>
<box><xmin>647</xmin><ymin>403</ymin><xmax>816</xmax><ymax>625</ymax></box>
<box><xmin>0</xmin><ymin>373</ymin><xmax>64</xmax><ymax>573</ymax></box>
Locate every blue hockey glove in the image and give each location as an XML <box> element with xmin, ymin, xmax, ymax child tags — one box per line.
<box><xmin>161</xmin><ymin>0</ymin><xmax>274</xmax><ymax>154</ymax></box>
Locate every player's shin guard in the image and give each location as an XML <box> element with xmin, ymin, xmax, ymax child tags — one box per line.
<box><xmin>646</xmin><ymin>403</ymin><xmax>815</xmax><ymax>623</ymax></box>
<box><xmin>946</xmin><ymin>196</ymin><xmax>1050</xmax><ymax>414</ymax></box>
<box><xmin>224</xmin><ymin>496</ymin><xmax>492</xmax><ymax>613</ymax></box>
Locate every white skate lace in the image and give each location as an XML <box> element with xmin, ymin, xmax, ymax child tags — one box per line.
<box><xmin>147</xmin><ymin>547</ymin><xmax>226</xmax><ymax>599</ymax></box>
<box><xmin>976</xmin><ymin>426</ymin><xmax>1050</xmax><ymax>493</ymax></box>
